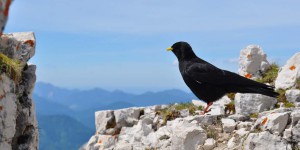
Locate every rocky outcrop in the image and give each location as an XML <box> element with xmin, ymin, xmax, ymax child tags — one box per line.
<box><xmin>0</xmin><ymin>32</ymin><xmax>38</xmax><ymax>150</ymax></box>
<box><xmin>0</xmin><ymin>3</ymin><xmax>38</xmax><ymax>149</ymax></box>
<box><xmin>83</xmin><ymin>48</ymin><xmax>300</xmax><ymax>150</ymax></box>
<box><xmin>238</xmin><ymin>45</ymin><xmax>270</xmax><ymax>78</ymax></box>
<box><xmin>275</xmin><ymin>52</ymin><xmax>300</xmax><ymax>90</ymax></box>
<box><xmin>84</xmin><ymin>104</ymin><xmax>300</xmax><ymax>150</ymax></box>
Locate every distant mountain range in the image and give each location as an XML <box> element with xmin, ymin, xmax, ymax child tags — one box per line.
<box><xmin>34</xmin><ymin>82</ymin><xmax>197</xmax><ymax>150</ymax></box>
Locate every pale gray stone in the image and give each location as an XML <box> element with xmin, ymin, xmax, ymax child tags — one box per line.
<box><xmin>244</xmin><ymin>131</ymin><xmax>291</xmax><ymax>150</ymax></box>
<box><xmin>238</xmin><ymin>45</ymin><xmax>270</xmax><ymax>78</ymax></box>
<box><xmin>114</xmin><ymin>107</ymin><xmax>141</xmax><ymax>128</ymax></box>
<box><xmin>286</xmin><ymin>89</ymin><xmax>300</xmax><ymax>103</ymax></box>
<box><xmin>95</xmin><ymin>110</ymin><xmax>115</xmax><ymax>134</ymax></box>
<box><xmin>201</xmin><ymin>138</ymin><xmax>216</xmax><ymax>150</ymax></box>
<box><xmin>228</xmin><ymin>114</ymin><xmax>250</xmax><ymax>122</ymax></box>
<box><xmin>221</xmin><ymin>118</ymin><xmax>236</xmax><ymax>133</ymax></box>
<box><xmin>275</xmin><ymin>52</ymin><xmax>300</xmax><ymax>90</ymax></box>
<box><xmin>170</xmin><ymin>118</ymin><xmax>207</xmax><ymax>150</ymax></box>
<box><xmin>235</xmin><ymin>93</ymin><xmax>276</xmax><ymax>115</ymax></box>
<box><xmin>260</xmin><ymin>112</ymin><xmax>289</xmax><ymax>134</ymax></box>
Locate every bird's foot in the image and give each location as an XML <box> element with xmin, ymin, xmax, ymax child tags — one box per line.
<box><xmin>200</xmin><ymin>108</ymin><xmax>212</xmax><ymax>115</ymax></box>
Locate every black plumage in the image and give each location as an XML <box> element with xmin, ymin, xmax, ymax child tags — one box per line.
<box><xmin>167</xmin><ymin>41</ymin><xmax>279</xmax><ymax>113</ymax></box>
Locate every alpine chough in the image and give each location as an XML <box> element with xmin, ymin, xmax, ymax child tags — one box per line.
<box><xmin>167</xmin><ymin>41</ymin><xmax>279</xmax><ymax>114</ymax></box>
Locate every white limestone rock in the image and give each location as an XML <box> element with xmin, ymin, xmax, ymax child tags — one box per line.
<box><xmin>260</xmin><ymin>112</ymin><xmax>289</xmax><ymax>134</ymax></box>
<box><xmin>0</xmin><ymin>32</ymin><xmax>38</xmax><ymax>150</ymax></box>
<box><xmin>118</xmin><ymin>120</ymin><xmax>153</xmax><ymax>144</ymax></box>
<box><xmin>221</xmin><ymin>118</ymin><xmax>236</xmax><ymax>133</ymax></box>
<box><xmin>238</xmin><ymin>45</ymin><xmax>270</xmax><ymax>78</ymax></box>
<box><xmin>227</xmin><ymin>137</ymin><xmax>238</xmax><ymax>149</ymax></box>
<box><xmin>179</xmin><ymin>109</ymin><xmax>189</xmax><ymax>117</ymax></box>
<box><xmin>235</xmin><ymin>128</ymin><xmax>249</xmax><ymax>137</ymax></box>
<box><xmin>192</xmin><ymin>96</ymin><xmax>231</xmax><ymax>115</ymax></box>
<box><xmin>275</xmin><ymin>52</ymin><xmax>300</xmax><ymax>90</ymax></box>
<box><xmin>170</xmin><ymin>118</ymin><xmax>207</xmax><ymax>150</ymax></box>
<box><xmin>292</xmin><ymin>120</ymin><xmax>300</xmax><ymax>142</ymax></box>
<box><xmin>0</xmin><ymin>75</ymin><xmax>17</xmax><ymax>150</ymax></box>
<box><xmin>114</xmin><ymin>107</ymin><xmax>141</xmax><ymax>128</ymax></box>
<box><xmin>192</xmin><ymin>99</ymin><xmax>206</xmax><ymax>107</ymax></box>
<box><xmin>115</xmin><ymin>141</ymin><xmax>132</xmax><ymax>150</ymax></box>
<box><xmin>285</xmin><ymin>89</ymin><xmax>300</xmax><ymax>103</ymax></box>
<box><xmin>95</xmin><ymin>110</ymin><xmax>115</xmax><ymax>134</ymax></box>
<box><xmin>184</xmin><ymin>115</ymin><xmax>220</xmax><ymax>126</ymax></box>
<box><xmin>228</xmin><ymin>114</ymin><xmax>250</xmax><ymax>122</ymax></box>
<box><xmin>235</xmin><ymin>93</ymin><xmax>276</xmax><ymax>115</ymax></box>
<box><xmin>243</xmin><ymin>131</ymin><xmax>291</xmax><ymax>150</ymax></box>
<box><xmin>0</xmin><ymin>0</ymin><xmax>12</xmax><ymax>34</ymax></box>
<box><xmin>237</xmin><ymin>121</ymin><xmax>253</xmax><ymax>130</ymax></box>
<box><xmin>0</xmin><ymin>32</ymin><xmax>36</xmax><ymax>63</ymax></box>
<box><xmin>201</xmin><ymin>138</ymin><xmax>216</xmax><ymax>150</ymax></box>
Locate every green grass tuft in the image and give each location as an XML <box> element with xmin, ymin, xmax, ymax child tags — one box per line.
<box><xmin>156</xmin><ymin>102</ymin><xmax>203</xmax><ymax>125</ymax></box>
<box><xmin>249</xmin><ymin>113</ymin><xmax>258</xmax><ymax>118</ymax></box>
<box><xmin>0</xmin><ymin>53</ymin><xmax>23</xmax><ymax>82</ymax></box>
<box><xmin>296</xmin><ymin>78</ymin><xmax>300</xmax><ymax>89</ymax></box>
<box><xmin>255</xmin><ymin>63</ymin><xmax>279</xmax><ymax>85</ymax></box>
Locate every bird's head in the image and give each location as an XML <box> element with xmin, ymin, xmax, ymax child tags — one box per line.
<box><xmin>166</xmin><ymin>41</ymin><xmax>196</xmax><ymax>60</ymax></box>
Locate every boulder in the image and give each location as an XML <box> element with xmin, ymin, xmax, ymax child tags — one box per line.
<box><xmin>285</xmin><ymin>89</ymin><xmax>300</xmax><ymax>103</ymax></box>
<box><xmin>275</xmin><ymin>52</ymin><xmax>300</xmax><ymax>90</ymax></box>
<box><xmin>237</xmin><ymin>122</ymin><xmax>253</xmax><ymax>130</ymax></box>
<box><xmin>221</xmin><ymin>118</ymin><xmax>236</xmax><ymax>133</ymax></box>
<box><xmin>95</xmin><ymin>110</ymin><xmax>115</xmax><ymax>134</ymax></box>
<box><xmin>244</xmin><ymin>131</ymin><xmax>291</xmax><ymax>150</ymax></box>
<box><xmin>114</xmin><ymin>107</ymin><xmax>141</xmax><ymax>128</ymax></box>
<box><xmin>170</xmin><ymin>118</ymin><xmax>207</xmax><ymax>150</ymax></box>
<box><xmin>238</xmin><ymin>45</ymin><xmax>270</xmax><ymax>78</ymax></box>
<box><xmin>0</xmin><ymin>0</ymin><xmax>12</xmax><ymax>34</ymax></box>
<box><xmin>235</xmin><ymin>93</ymin><xmax>276</xmax><ymax>115</ymax></box>
<box><xmin>118</xmin><ymin>120</ymin><xmax>153</xmax><ymax>144</ymax></box>
<box><xmin>0</xmin><ymin>32</ymin><xmax>38</xmax><ymax>150</ymax></box>
<box><xmin>192</xmin><ymin>96</ymin><xmax>231</xmax><ymax>115</ymax></box>
<box><xmin>201</xmin><ymin>138</ymin><xmax>216</xmax><ymax>150</ymax></box>
<box><xmin>292</xmin><ymin>121</ymin><xmax>300</xmax><ymax>142</ymax></box>
<box><xmin>260</xmin><ymin>112</ymin><xmax>289</xmax><ymax>134</ymax></box>
<box><xmin>228</xmin><ymin>114</ymin><xmax>250</xmax><ymax>122</ymax></box>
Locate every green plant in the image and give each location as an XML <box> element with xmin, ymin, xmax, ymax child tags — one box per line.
<box><xmin>225</xmin><ymin>100</ymin><xmax>235</xmax><ymax>115</ymax></box>
<box><xmin>274</xmin><ymin>88</ymin><xmax>296</xmax><ymax>108</ymax></box>
<box><xmin>255</xmin><ymin>63</ymin><xmax>279</xmax><ymax>85</ymax></box>
<box><xmin>174</xmin><ymin>102</ymin><xmax>199</xmax><ymax>115</ymax></box>
<box><xmin>296</xmin><ymin>78</ymin><xmax>300</xmax><ymax>89</ymax></box>
<box><xmin>0</xmin><ymin>53</ymin><xmax>23</xmax><ymax>82</ymax></box>
<box><xmin>227</xmin><ymin>93</ymin><xmax>236</xmax><ymax>100</ymax></box>
<box><xmin>203</xmin><ymin>125</ymin><xmax>219</xmax><ymax>139</ymax></box>
<box><xmin>249</xmin><ymin>113</ymin><xmax>258</xmax><ymax>118</ymax></box>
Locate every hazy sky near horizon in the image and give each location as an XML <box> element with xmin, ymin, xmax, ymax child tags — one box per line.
<box><xmin>5</xmin><ymin>0</ymin><xmax>300</xmax><ymax>93</ymax></box>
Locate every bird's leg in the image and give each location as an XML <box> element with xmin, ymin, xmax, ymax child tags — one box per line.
<box><xmin>201</xmin><ymin>102</ymin><xmax>213</xmax><ymax>115</ymax></box>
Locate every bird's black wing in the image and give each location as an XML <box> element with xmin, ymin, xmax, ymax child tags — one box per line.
<box><xmin>185</xmin><ymin>62</ymin><xmax>271</xmax><ymax>88</ymax></box>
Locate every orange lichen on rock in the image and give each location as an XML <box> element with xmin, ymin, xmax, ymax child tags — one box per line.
<box><xmin>245</xmin><ymin>73</ymin><xmax>252</xmax><ymax>79</ymax></box>
<box><xmin>16</xmin><ymin>43</ymin><xmax>20</xmax><ymax>51</ymax></box>
<box><xmin>262</xmin><ymin>117</ymin><xmax>268</xmax><ymax>125</ymax></box>
<box><xmin>247</xmin><ymin>54</ymin><xmax>251</xmax><ymax>58</ymax></box>
<box><xmin>3</xmin><ymin>0</ymin><xmax>11</xmax><ymax>16</ymax></box>
<box><xmin>24</xmin><ymin>40</ymin><xmax>35</xmax><ymax>47</ymax></box>
<box><xmin>0</xmin><ymin>90</ymin><xmax>5</xmax><ymax>100</ymax></box>
<box><xmin>98</xmin><ymin>140</ymin><xmax>102</xmax><ymax>144</ymax></box>
<box><xmin>289</xmin><ymin>65</ymin><xmax>296</xmax><ymax>71</ymax></box>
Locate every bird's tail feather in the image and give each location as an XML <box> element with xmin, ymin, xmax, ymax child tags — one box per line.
<box><xmin>227</xmin><ymin>85</ymin><xmax>279</xmax><ymax>98</ymax></box>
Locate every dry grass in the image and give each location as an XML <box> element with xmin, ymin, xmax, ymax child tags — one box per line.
<box><xmin>0</xmin><ymin>53</ymin><xmax>23</xmax><ymax>82</ymax></box>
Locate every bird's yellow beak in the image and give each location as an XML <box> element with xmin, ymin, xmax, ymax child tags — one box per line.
<box><xmin>166</xmin><ymin>47</ymin><xmax>173</xmax><ymax>51</ymax></box>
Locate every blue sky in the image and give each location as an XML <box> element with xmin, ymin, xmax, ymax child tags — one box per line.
<box><xmin>5</xmin><ymin>0</ymin><xmax>300</xmax><ymax>93</ymax></box>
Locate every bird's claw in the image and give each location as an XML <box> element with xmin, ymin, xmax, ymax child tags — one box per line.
<box><xmin>200</xmin><ymin>108</ymin><xmax>212</xmax><ymax>115</ymax></box>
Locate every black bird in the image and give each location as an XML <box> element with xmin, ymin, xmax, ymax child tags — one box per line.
<box><xmin>167</xmin><ymin>41</ymin><xmax>279</xmax><ymax>114</ymax></box>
